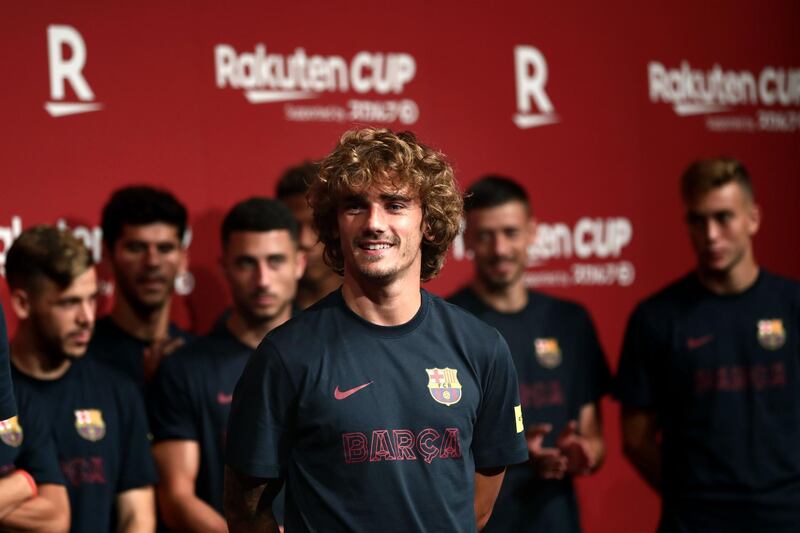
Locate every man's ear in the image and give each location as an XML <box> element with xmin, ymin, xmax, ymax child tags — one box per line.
<box><xmin>9</xmin><ymin>288</ymin><xmax>32</xmax><ymax>320</ymax></box>
<box><xmin>748</xmin><ymin>203</ymin><xmax>761</xmax><ymax>237</ymax></box>
<box><xmin>423</xmin><ymin>222</ymin><xmax>435</xmax><ymax>242</ymax></box>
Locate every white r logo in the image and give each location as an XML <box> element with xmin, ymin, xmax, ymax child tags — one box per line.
<box><xmin>45</xmin><ymin>25</ymin><xmax>103</xmax><ymax>117</ymax></box>
<box><xmin>513</xmin><ymin>46</ymin><xmax>559</xmax><ymax>129</ymax></box>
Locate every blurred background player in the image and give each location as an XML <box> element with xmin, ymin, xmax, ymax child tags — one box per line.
<box><xmin>149</xmin><ymin>198</ymin><xmax>304</xmax><ymax>532</ymax></box>
<box><xmin>0</xmin><ymin>303</ymin><xmax>69</xmax><ymax>532</ymax></box>
<box><xmin>449</xmin><ymin>176</ymin><xmax>610</xmax><ymax>532</ymax></box>
<box><xmin>0</xmin><ymin>304</ymin><xmax>15</xmax><ymax>424</ymax></box>
<box><xmin>7</xmin><ymin>226</ymin><xmax>158</xmax><ymax>533</ymax></box>
<box><xmin>616</xmin><ymin>158</ymin><xmax>800</xmax><ymax>532</ymax></box>
<box><xmin>276</xmin><ymin>161</ymin><xmax>341</xmax><ymax>308</ymax></box>
<box><xmin>90</xmin><ymin>185</ymin><xmax>192</xmax><ymax>388</ymax></box>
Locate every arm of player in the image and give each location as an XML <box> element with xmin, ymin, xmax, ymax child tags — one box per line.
<box><xmin>0</xmin><ymin>483</ymin><xmax>70</xmax><ymax>532</ymax></box>
<box><xmin>473</xmin><ymin>466</ymin><xmax>506</xmax><ymax>531</ymax></box>
<box><xmin>153</xmin><ymin>440</ymin><xmax>228</xmax><ymax>533</ymax></box>
<box><xmin>0</xmin><ymin>472</ymin><xmax>34</xmax><ymax>519</ymax></box>
<box><xmin>557</xmin><ymin>402</ymin><xmax>607</xmax><ymax>476</ymax></box>
<box><xmin>223</xmin><ymin>466</ymin><xmax>282</xmax><ymax>533</ymax></box>
<box><xmin>116</xmin><ymin>486</ymin><xmax>156</xmax><ymax>533</ymax></box>
<box><xmin>621</xmin><ymin>405</ymin><xmax>662</xmax><ymax>491</ymax></box>
<box><xmin>526</xmin><ymin>423</ymin><xmax>568</xmax><ymax>479</ymax></box>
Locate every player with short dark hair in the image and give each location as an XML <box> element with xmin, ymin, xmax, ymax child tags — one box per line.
<box><xmin>0</xmin><ymin>305</ymin><xmax>16</xmax><ymax>424</ymax></box>
<box><xmin>6</xmin><ymin>225</ymin><xmax>157</xmax><ymax>533</ymax></box>
<box><xmin>224</xmin><ymin>128</ymin><xmax>528</xmax><ymax>532</ymax></box>
<box><xmin>150</xmin><ymin>197</ymin><xmax>304</xmax><ymax>531</ymax></box>
<box><xmin>450</xmin><ymin>175</ymin><xmax>610</xmax><ymax>532</ymax></box>
<box><xmin>616</xmin><ymin>157</ymin><xmax>800</xmax><ymax>532</ymax></box>
<box><xmin>276</xmin><ymin>161</ymin><xmax>341</xmax><ymax>309</ymax></box>
<box><xmin>90</xmin><ymin>185</ymin><xmax>192</xmax><ymax>388</ymax></box>
<box><xmin>0</xmin><ymin>302</ymin><xmax>70</xmax><ymax>532</ymax></box>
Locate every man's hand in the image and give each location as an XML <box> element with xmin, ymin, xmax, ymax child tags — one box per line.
<box><xmin>556</xmin><ymin>420</ymin><xmax>595</xmax><ymax>475</ymax></box>
<box><xmin>143</xmin><ymin>337</ymin><xmax>184</xmax><ymax>382</ymax></box>
<box><xmin>526</xmin><ymin>424</ymin><xmax>567</xmax><ymax>479</ymax></box>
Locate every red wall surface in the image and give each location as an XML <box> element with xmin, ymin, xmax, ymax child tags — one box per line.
<box><xmin>2</xmin><ymin>2</ymin><xmax>799</xmax><ymax>531</ymax></box>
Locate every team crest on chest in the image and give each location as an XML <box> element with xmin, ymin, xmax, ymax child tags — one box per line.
<box><xmin>534</xmin><ymin>338</ymin><xmax>562</xmax><ymax>369</ymax></box>
<box><xmin>757</xmin><ymin>319</ymin><xmax>786</xmax><ymax>350</ymax></box>
<box><xmin>74</xmin><ymin>409</ymin><xmax>106</xmax><ymax>442</ymax></box>
<box><xmin>0</xmin><ymin>416</ymin><xmax>23</xmax><ymax>448</ymax></box>
<box><xmin>426</xmin><ymin>368</ymin><xmax>462</xmax><ymax>406</ymax></box>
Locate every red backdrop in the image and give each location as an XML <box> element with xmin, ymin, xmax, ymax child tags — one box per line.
<box><xmin>2</xmin><ymin>2</ymin><xmax>799</xmax><ymax>531</ymax></box>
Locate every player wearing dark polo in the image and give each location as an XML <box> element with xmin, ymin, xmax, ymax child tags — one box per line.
<box><xmin>7</xmin><ymin>226</ymin><xmax>157</xmax><ymax>533</ymax></box>
<box><xmin>450</xmin><ymin>176</ymin><xmax>610</xmax><ymax>532</ymax></box>
<box><xmin>616</xmin><ymin>158</ymin><xmax>800</xmax><ymax>532</ymax></box>
<box><xmin>224</xmin><ymin>128</ymin><xmax>528</xmax><ymax>532</ymax></box>
<box><xmin>150</xmin><ymin>198</ymin><xmax>304</xmax><ymax>531</ymax></box>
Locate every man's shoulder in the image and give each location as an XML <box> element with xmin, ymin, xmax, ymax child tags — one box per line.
<box><xmin>446</xmin><ymin>285</ymin><xmax>476</xmax><ymax>307</ymax></box>
<box><xmin>428</xmin><ymin>291</ymin><xmax>504</xmax><ymax>344</ymax></box>
<box><xmin>632</xmin><ymin>272</ymin><xmax>698</xmax><ymax>316</ymax></box>
<box><xmin>528</xmin><ymin>290</ymin><xmax>591</xmax><ymax>320</ymax></box>
<box><xmin>759</xmin><ymin>269</ymin><xmax>800</xmax><ymax>298</ymax></box>
<box><xmin>77</xmin><ymin>357</ymin><xmax>142</xmax><ymax>399</ymax></box>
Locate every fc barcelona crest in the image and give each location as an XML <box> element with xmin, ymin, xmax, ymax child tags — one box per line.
<box><xmin>758</xmin><ymin>319</ymin><xmax>786</xmax><ymax>350</ymax></box>
<box><xmin>74</xmin><ymin>409</ymin><xmax>106</xmax><ymax>442</ymax></box>
<box><xmin>426</xmin><ymin>368</ymin><xmax>462</xmax><ymax>406</ymax></box>
<box><xmin>0</xmin><ymin>416</ymin><xmax>23</xmax><ymax>448</ymax></box>
<box><xmin>534</xmin><ymin>338</ymin><xmax>562</xmax><ymax>369</ymax></box>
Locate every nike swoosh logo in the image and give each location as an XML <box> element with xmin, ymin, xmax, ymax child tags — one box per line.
<box><xmin>687</xmin><ymin>334</ymin><xmax>714</xmax><ymax>350</ymax></box>
<box><xmin>334</xmin><ymin>381</ymin><xmax>373</xmax><ymax>400</ymax></box>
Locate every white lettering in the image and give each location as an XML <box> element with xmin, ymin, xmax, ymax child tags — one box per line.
<box><xmin>48</xmin><ymin>25</ymin><xmax>94</xmax><ymax>101</ymax></box>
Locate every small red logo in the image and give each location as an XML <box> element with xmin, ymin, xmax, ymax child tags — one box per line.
<box><xmin>217</xmin><ymin>392</ymin><xmax>233</xmax><ymax>405</ymax></box>
<box><xmin>687</xmin><ymin>334</ymin><xmax>714</xmax><ymax>350</ymax></box>
<box><xmin>334</xmin><ymin>381</ymin><xmax>373</xmax><ymax>400</ymax></box>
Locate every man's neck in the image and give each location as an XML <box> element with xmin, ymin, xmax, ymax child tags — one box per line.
<box><xmin>296</xmin><ymin>274</ymin><xmax>342</xmax><ymax>310</ymax></box>
<box><xmin>110</xmin><ymin>295</ymin><xmax>172</xmax><ymax>342</ymax></box>
<box><xmin>697</xmin><ymin>254</ymin><xmax>759</xmax><ymax>295</ymax></box>
<box><xmin>470</xmin><ymin>276</ymin><xmax>528</xmax><ymax>313</ymax></box>
<box><xmin>10</xmin><ymin>330</ymin><xmax>72</xmax><ymax>381</ymax></box>
<box><xmin>341</xmin><ymin>272</ymin><xmax>421</xmax><ymax>326</ymax></box>
<box><xmin>226</xmin><ymin>309</ymin><xmax>290</xmax><ymax>350</ymax></box>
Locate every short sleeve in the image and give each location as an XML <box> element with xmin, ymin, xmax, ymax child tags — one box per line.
<box><xmin>149</xmin><ymin>353</ymin><xmax>197</xmax><ymax>442</ymax></box>
<box><xmin>576</xmin><ymin>308</ymin><xmax>612</xmax><ymax>407</ymax></box>
<box><xmin>471</xmin><ymin>331</ymin><xmax>529</xmax><ymax>469</ymax></box>
<box><xmin>0</xmin><ymin>303</ymin><xmax>16</xmax><ymax>421</ymax></box>
<box><xmin>615</xmin><ymin>305</ymin><xmax>661</xmax><ymax>409</ymax></box>
<box><xmin>15</xmin><ymin>390</ymin><xmax>64</xmax><ymax>485</ymax></box>
<box><xmin>225</xmin><ymin>340</ymin><xmax>295</xmax><ymax>479</ymax></box>
<box><xmin>116</xmin><ymin>379</ymin><xmax>159</xmax><ymax>491</ymax></box>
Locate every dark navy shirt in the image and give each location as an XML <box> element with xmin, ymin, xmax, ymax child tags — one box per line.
<box><xmin>89</xmin><ymin>315</ymin><xmax>193</xmax><ymax>392</ymax></box>
<box><xmin>226</xmin><ymin>289</ymin><xmax>528</xmax><ymax>532</ymax></box>
<box><xmin>616</xmin><ymin>271</ymin><xmax>800</xmax><ymax>533</ymax></box>
<box><xmin>12</xmin><ymin>357</ymin><xmax>158</xmax><ymax>533</ymax></box>
<box><xmin>0</xmin><ymin>303</ymin><xmax>16</xmax><ymax>421</ymax></box>
<box><xmin>449</xmin><ymin>287</ymin><xmax>610</xmax><ymax>533</ymax></box>
<box><xmin>0</xmin><ymin>385</ymin><xmax>63</xmax><ymax>485</ymax></box>
<box><xmin>150</xmin><ymin>320</ymin><xmax>286</xmax><ymax>519</ymax></box>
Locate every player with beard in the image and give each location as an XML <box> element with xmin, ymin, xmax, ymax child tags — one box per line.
<box><xmin>616</xmin><ymin>158</ymin><xmax>800</xmax><ymax>532</ymax></box>
<box><xmin>276</xmin><ymin>161</ymin><xmax>342</xmax><ymax>309</ymax></box>
<box><xmin>448</xmin><ymin>176</ymin><xmax>610</xmax><ymax>532</ymax></box>
<box><xmin>224</xmin><ymin>128</ymin><xmax>528</xmax><ymax>533</ymax></box>
<box><xmin>6</xmin><ymin>226</ymin><xmax>157</xmax><ymax>533</ymax></box>
<box><xmin>90</xmin><ymin>185</ymin><xmax>192</xmax><ymax>389</ymax></box>
<box><xmin>149</xmin><ymin>198</ymin><xmax>304</xmax><ymax>532</ymax></box>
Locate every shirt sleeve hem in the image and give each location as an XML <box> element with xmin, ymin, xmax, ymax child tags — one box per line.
<box><xmin>225</xmin><ymin>460</ymin><xmax>282</xmax><ymax>480</ymax></box>
<box><xmin>474</xmin><ymin>442</ymin><xmax>529</xmax><ymax>469</ymax></box>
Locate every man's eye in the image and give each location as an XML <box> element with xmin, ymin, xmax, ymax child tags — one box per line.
<box><xmin>125</xmin><ymin>242</ymin><xmax>146</xmax><ymax>253</ymax></box>
<box><xmin>157</xmin><ymin>243</ymin><xmax>177</xmax><ymax>254</ymax></box>
<box><xmin>235</xmin><ymin>258</ymin><xmax>257</xmax><ymax>269</ymax></box>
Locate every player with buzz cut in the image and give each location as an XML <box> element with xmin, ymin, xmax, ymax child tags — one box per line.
<box><xmin>616</xmin><ymin>157</ymin><xmax>800</xmax><ymax>532</ymax></box>
<box><xmin>6</xmin><ymin>225</ymin><xmax>158</xmax><ymax>533</ymax></box>
<box><xmin>149</xmin><ymin>197</ymin><xmax>305</xmax><ymax>532</ymax></box>
<box><xmin>449</xmin><ymin>175</ymin><xmax>610</xmax><ymax>532</ymax></box>
<box><xmin>224</xmin><ymin>128</ymin><xmax>529</xmax><ymax>532</ymax></box>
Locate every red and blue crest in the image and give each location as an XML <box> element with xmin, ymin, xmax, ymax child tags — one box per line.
<box><xmin>426</xmin><ymin>368</ymin><xmax>462</xmax><ymax>406</ymax></box>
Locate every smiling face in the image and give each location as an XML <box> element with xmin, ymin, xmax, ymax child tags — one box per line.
<box><xmin>109</xmin><ymin>223</ymin><xmax>186</xmax><ymax>314</ymax></box>
<box><xmin>222</xmin><ymin>230</ymin><xmax>305</xmax><ymax>326</ymax></box>
<box><xmin>685</xmin><ymin>181</ymin><xmax>760</xmax><ymax>277</ymax></box>
<box><xmin>465</xmin><ymin>200</ymin><xmax>536</xmax><ymax>291</ymax></box>
<box><xmin>336</xmin><ymin>184</ymin><xmax>425</xmax><ymax>286</ymax></box>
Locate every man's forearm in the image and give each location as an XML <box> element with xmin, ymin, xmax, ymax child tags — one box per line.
<box><xmin>0</xmin><ymin>484</ymin><xmax>69</xmax><ymax>533</ymax></box>
<box><xmin>161</xmin><ymin>492</ymin><xmax>228</xmax><ymax>533</ymax></box>
<box><xmin>624</xmin><ymin>442</ymin><xmax>662</xmax><ymax>491</ymax></box>
<box><xmin>0</xmin><ymin>473</ymin><xmax>33</xmax><ymax>519</ymax></box>
<box><xmin>223</xmin><ymin>467</ymin><xmax>281</xmax><ymax>533</ymax></box>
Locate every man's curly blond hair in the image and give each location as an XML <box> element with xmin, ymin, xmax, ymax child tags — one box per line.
<box><xmin>308</xmin><ymin>128</ymin><xmax>463</xmax><ymax>282</ymax></box>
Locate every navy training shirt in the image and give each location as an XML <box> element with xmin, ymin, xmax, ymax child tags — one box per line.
<box><xmin>149</xmin><ymin>319</ymin><xmax>284</xmax><ymax>521</ymax></box>
<box><xmin>0</xmin><ymin>303</ymin><xmax>16</xmax><ymax>421</ymax></box>
<box><xmin>0</xmin><ymin>385</ymin><xmax>64</xmax><ymax>486</ymax></box>
<box><xmin>12</xmin><ymin>357</ymin><xmax>158</xmax><ymax>533</ymax></box>
<box><xmin>449</xmin><ymin>287</ymin><xmax>611</xmax><ymax>533</ymax></box>
<box><xmin>89</xmin><ymin>315</ymin><xmax>193</xmax><ymax>392</ymax></box>
<box><xmin>226</xmin><ymin>289</ymin><xmax>529</xmax><ymax>532</ymax></box>
<box><xmin>615</xmin><ymin>270</ymin><xmax>800</xmax><ymax>532</ymax></box>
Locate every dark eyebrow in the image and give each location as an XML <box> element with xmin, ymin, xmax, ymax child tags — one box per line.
<box><xmin>380</xmin><ymin>193</ymin><xmax>413</xmax><ymax>202</ymax></box>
